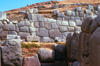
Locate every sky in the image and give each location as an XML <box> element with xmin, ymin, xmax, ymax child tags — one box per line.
<box><xmin>0</xmin><ymin>0</ymin><xmax>51</xmax><ymax>12</ymax></box>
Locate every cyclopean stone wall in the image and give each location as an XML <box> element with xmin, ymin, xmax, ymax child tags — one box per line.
<box><xmin>0</xmin><ymin>4</ymin><xmax>100</xmax><ymax>42</ymax></box>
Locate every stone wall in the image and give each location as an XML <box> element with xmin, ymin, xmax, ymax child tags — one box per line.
<box><xmin>66</xmin><ymin>13</ymin><xmax>100</xmax><ymax>66</ymax></box>
<box><xmin>0</xmin><ymin>4</ymin><xmax>100</xmax><ymax>43</ymax></box>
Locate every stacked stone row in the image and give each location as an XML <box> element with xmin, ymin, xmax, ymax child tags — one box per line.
<box><xmin>27</xmin><ymin>13</ymin><xmax>82</xmax><ymax>42</ymax></box>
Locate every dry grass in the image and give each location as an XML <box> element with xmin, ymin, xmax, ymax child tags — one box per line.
<box><xmin>21</xmin><ymin>42</ymin><xmax>66</xmax><ymax>57</ymax></box>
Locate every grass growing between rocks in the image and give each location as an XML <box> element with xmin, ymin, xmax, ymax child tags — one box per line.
<box><xmin>21</xmin><ymin>42</ymin><xmax>66</xmax><ymax>57</ymax></box>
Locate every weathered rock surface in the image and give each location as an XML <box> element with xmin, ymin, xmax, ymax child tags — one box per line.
<box><xmin>89</xmin><ymin>26</ymin><xmax>100</xmax><ymax>66</ymax></box>
<box><xmin>81</xmin><ymin>17</ymin><xmax>92</xmax><ymax>33</ymax></box>
<box><xmin>37</xmin><ymin>48</ymin><xmax>55</xmax><ymax>63</ymax></box>
<box><xmin>49</xmin><ymin>29</ymin><xmax>61</xmax><ymax>37</ymax></box>
<box><xmin>54</xmin><ymin>44</ymin><xmax>66</xmax><ymax>61</ymax></box>
<box><xmin>23</xmin><ymin>54</ymin><xmax>41</xmax><ymax>66</ymax></box>
<box><xmin>1</xmin><ymin>39</ymin><xmax>22</xmax><ymax>66</ymax></box>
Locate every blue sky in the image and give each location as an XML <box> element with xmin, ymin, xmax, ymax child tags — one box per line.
<box><xmin>0</xmin><ymin>0</ymin><xmax>50</xmax><ymax>12</ymax></box>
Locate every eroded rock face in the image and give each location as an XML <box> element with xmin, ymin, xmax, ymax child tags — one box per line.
<box><xmin>89</xmin><ymin>27</ymin><xmax>100</xmax><ymax>66</ymax></box>
<box><xmin>81</xmin><ymin>17</ymin><xmax>92</xmax><ymax>33</ymax></box>
<box><xmin>1</xmin><ymin>39</ymin><xmax>22</xmax><ymax>66</ymax></box>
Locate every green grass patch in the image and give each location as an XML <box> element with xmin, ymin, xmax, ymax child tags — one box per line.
<box><xmin>21</xmin><ymin>43</ymin><xmax>41</xmax><ymax>48</ymax></box>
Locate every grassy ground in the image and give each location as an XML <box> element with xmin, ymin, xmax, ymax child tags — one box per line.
<box><xmin>21</xmin><ymin>42</ymin><xmax>66</xmax><ymax>57</ymax></box>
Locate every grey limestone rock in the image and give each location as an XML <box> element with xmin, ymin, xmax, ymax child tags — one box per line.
<box><xmin>20</xmin><ymin>26</ymin><xmax>29</xmax><ymax>32</ymax></box>
<box><xmin>34</xmin><ymin>22</ymin><xmax>39</xmax><ymax>28</ymax></box>
<box><xmin>66</xmin><ymin>10</ymin><xmax>72</xmax><ymax>16</ymax></box>
<box><xmin>36</xmin><ymin>28</ymin><xmax>49</xmax><ymax>37</ymax></box>
<box><xmin>18</xmin><ymin>21</ymin><xmax>24</xmax><ymax>27</ymax></box>
<box><xmin>23</xmin><ymin>54</ymin><xmax>41</xmax><ymax>66</ymax></box>
<box><xmin>29</xmin><ymin>27</ymin><xmax>36</xmax><ymax>32</ymax></box>
<box><xmin>57</xmin><ymin>12</ymin><xmax>64</xmax><ymax>17</ymax></box>
<box><xmin>51</xmin><ymin>23</ymin><xmax>58</xmax><ymax>29</ymax></box>
<box><xmin>62</xmin><ymin>21</ymin><xmax>69</xmax><ymax>26</ymax></box>
<box><xmin>1</xmin><ymin>39</ymin><xmax>22</xmax><ymax>66</ymax></box>
<box><xmin>56</xmin><ymin>20</ymin><xmax>61</xmax><ymax>25</ymax></box>
<box><xmin>18</xmin><ymin>32</ymin><xmax>30</xmax><ymax>40</ymax></box>
<box><xmin>39</xmin><ymin>22</ymin><xmax>44</xmax><ymax>28</ymax></box>
<box><xmin>37</xmin><ymin>14</ymin><xmax>44</xmax><ymax>22</ymax></box>
<box><xmin>2</xmin><ymin>24</ymin><xmax>15</xmax><ymax>31</ymax></box>
<box><xmin>49</xmin><ymin>29</ymin><xmax>61</xmax><ymax>37</ymax></box>
<box><xmin>76</xmin><ymin>7</ymin><xmax>82</xmax><ymax>12</ymax></box>
<box><xmin>44</xmin><ymin>22</ymin><xmax>51</xmax><ymax>30</ymax></box>
<box><xmin>37</xmin><ymin>48</ymin><xmax>55</xmax><ymax>63</ymax></box>
<box><xmin>59</xmin><ymin>26</ymin><xmax>68</xmax><ymax>33</ymax></box>
<box><xmin>68</xmin><ymin>26</ymin><xmax>75</xmax><ymax>32</ymax></box>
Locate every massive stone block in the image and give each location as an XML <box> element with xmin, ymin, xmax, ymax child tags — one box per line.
<box><xmin>57</xmin><ymin>12</ymin><xmax>64</xmax><ymax>17</ymax></box>
<box><xmin>44</xmin><ymin>22</ymin><xmax>51</xmax><ymax>30</ymax></box>
<box><xmin>68</xmin><ymin>27</ymin><xmax>75</xmax><ymax>32</ymax></box>
<box><xmin>20</xmin><ymin>26</ymin><xmax>29</xmax><ymax>32</ymax></box>
<box><xmin>7</xmin><ymin>35</ymin><xmax>20</xmax><ymax>40</ymax></box>
<box><xmin>0</xmin><ymin>31</ymin><xmax>8</xmax><ymax>39</ymax></box>
<box><xmin>54</xmin><ymin>44</ymin><xmax>66</xmax><ymax>61</ymax></box>
<box><xmin>59</xmin><ymin>26</ymin><xmax>68</xmax><ymax>33</ymax></box>
<box><xmin>18</xmin><ymin>21</ymin><xmax>25</xmax><ymax>27</ymax></box>
<box><xmin>51</xmin><ymin>23</ymin><xmax>58</xmax><ymax>29</ymax></box>
<box><xmin>24</xmin><ymin>20</ymin><xmax>31</xmax><ymax>27</ymax></box>
<box><xmin>18</xmin><ymin>32</ymin><xmax>30</xmax><ymax>40</ymax></box>
<box><xmin>85</xmin><ymin>9</ymin><xmax>91</xmax><ymax>14</ymax></box>
<box><xmin>81</xmin><ymin>17</ymin><xmax>92</xmax><ymax>33</ymax></box>
<box><xmin>56</xmin><ymin>20</ymin><xmax>61</xmax><ymax>25</ymax></box>
<box><xmin>23</xmin><ymin>54</ymin><xmax>41</xmax><ymax>66</ymax></box>
<box><xmin>49</xmin><ymin>29</ymin><xmax>61</xmax><ymax>37</ymax></box>
<box><xmin>38</xmin><ymin>48</ymin><xmax>55</xmax><ymax>63</ymax></box>
<box><xmin>2</xmin><ymin>24</ymin><xmax>15</xmax><ymax>31</ymax></box>
<box><xmin>75</xmin><ymin>20</ymin><xmax>82</xmax><ymax>26</ymax></box>
<box><xmin>62</xmin><ymin>21</ymin><xmax>69</xmax><ymax>26</ymax></box>
<box><xmin>36</xmin><ymin>28</ymin><xmax>49</xmax><ymax>37</ymax></box>
<box><xmin>29</xmin><ymin>27</ymin><xmax>36</xmax><ymax>32</ymax></box>
<box><xmin>70</xmin><ymin>33</ymin><xmax>79</xmax><ymax>60</ymax></box>
<box><xmin>69</xmin><ymin>22</ymin><xmax>76</xmax><ymax>27</ymax></box>
<box><xmin>76</xmin><ymin>7</ymin><xmax>82</xmax><ymax>12</ymax></box>
<box><xmin>34</xmin><ymin>22</ymin><xmax>39</xmax><ymax>28</ymax></box>
<box><xmin>37</xmin><ymin>14</ymin><xmax>44</xmax><ymax>22</ymax></box>
<box><xmin>8</xmin><ymin>31</ymin><xmax>17</xmax><ymax>35</ymax></box>
<box><xmin>1</xmin><ymin>39</ymin><xmax>22</xmax><ymax>66</ymax></box>
<box><xmin>64</xmin><ymin>16</ymin><xmax>70</xmax><ymax>20</ymax></box>
<box><xmin>65</xmin><ymin>10</ymin><xmax>72</xmax><ymax>16</ymax></box>
<box><xmin>39</xmin><ymin>22</ymin><xmax>44</xmax><ymax>28</ymax></box>
<box><xmin>89</xmin><ymin>27</ymin><xmax>100</xmax><ymax>66</ymax></box>
<box><xmin>48</xmin><ymin>19</ymin><xmax>56</xmax><ymax>23</ymax></box>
